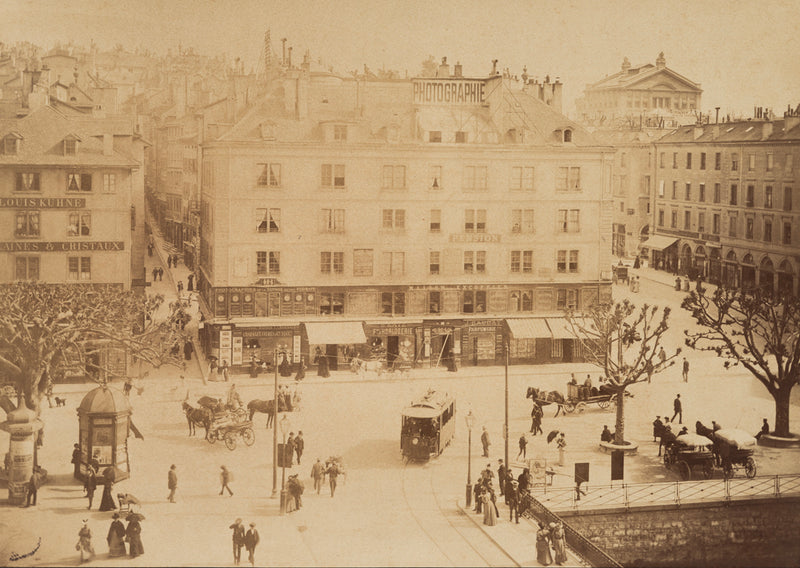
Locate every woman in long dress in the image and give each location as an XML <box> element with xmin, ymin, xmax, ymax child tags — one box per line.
<box><xmin>107</xmin><ymin>513</ymin><xmax>126</xmax><ymax>557</ymax></box>
<box><xmin>279</xmin><ymin>353</ymin><xmax>292</xmax><ymax>377</ymax></box>
<box><xmin>126</xmin><ymin>516</ymin><xmax>144</xmax><ymax>558</ymax></box>
<box><xmin>481</xmin><ymin>491</ymin><xmax>496</xmax><ymax>526</ymax></box>
<box><xmin>98</xmin><ymin>476</ymin><xmax>116</xmax><ymax>511</ymax></box>
<box><xmin>317</xmin><ymin>351</ymin><xmax>330</xmax><ymax>378</ymax></box>
<box><xmin>77</xmin><ymin>521</ymin><xmax>95</xmax><ymax>563</ymax></box>
<box><xmin>536</xmin><ymin>522</ymin><xmax>553</xmax><ymax>566</ymax></box>
<box><xmin>551</xmin><ymin>521</ymin><xmax>568</xmax><ymax>565</ymax></box>
<box><xmin>295</xmin><ymin>357</ymin><xmax>306</xmax><ymax>381</ymax></box>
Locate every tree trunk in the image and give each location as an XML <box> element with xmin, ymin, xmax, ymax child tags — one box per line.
<box><xmin>614</xmin><ymin>389</ymin><xmax>626</xmax><ymax>444</ymax></box>
<box><xmin>773</xmin><ymin>384</ymin><xmax>794</xmax><ymax>438</ymax></box>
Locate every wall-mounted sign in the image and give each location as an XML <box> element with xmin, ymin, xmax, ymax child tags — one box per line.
<box><xmin>0</xmin><ymin>241</ymin><xmax>124</xmax><ymax>252</ymax></box>
<box><xmin>0</xmin><ymin>197</ymin><xmax>86</xmax><ymax>208</ymax></box>
<box><xmin>413</xmin><ymin>79</ymin><xmax>486</xmax><ymax>105</ymax></box>
<box><xmin>449</xmin><ymin>233</ymin><xmax>501</xmax><ymax>243</ymax></box>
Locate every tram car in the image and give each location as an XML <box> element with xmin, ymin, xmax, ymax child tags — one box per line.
<box><xmin>401</xmin><ymin>389</ymin><xmax>456</xmax><ymax>462</ymax></box>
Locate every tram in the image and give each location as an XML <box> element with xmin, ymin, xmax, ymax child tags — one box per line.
<box><xmin>401</xmin><ymin>389</ymin><xmax>456</xmax><ymax>462</ymax></box>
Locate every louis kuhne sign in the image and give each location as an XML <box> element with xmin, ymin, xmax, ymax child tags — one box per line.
<box><xmin>0</xmin><ymin>241</ymin><xmax>124</xmax><ymax>252</ymax></box>
<box><xmin>413</xmin><ymin>79</ymin><xmax>486</xmax><ymax>105</ymax></box>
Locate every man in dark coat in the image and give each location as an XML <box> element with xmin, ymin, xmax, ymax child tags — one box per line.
<box><xmin>244</xmin><ymin>523</ymin><xmax>260</xmax><ymax>566</ymax></box>
<box><xmin>85</xmin><ymin>466</ymin><xmax>97</xmax><ymax>509</ymax></box>
<box><xmin>507</xmin><ymin>479</ymin><xmax>520</xmax><ymax>523</ymax></box>
<box><xmin>481</xmin><ymin>427</ymin><xmax>490</xmax><ymax>457</ymax></box>
<box><xmin>325</xmin><ymin>460</ymin><xmax>340</xmax><ymax>497</ymax></box>
<box><xmin>531</xmin><ymin>402</ymin><xmax>543</xmax><ymax>435</ymax></box>
<box><xmin>167</xmin><ymin>464</ymin><xmax>177</xmax><ymax>503</ymax></box>
<box><xmin>497</xmin><ymin>459</ymin><xmax>507</xmax><ymax>497</ymax></box>
<box><xmin>659</xmin><ymin>425</ymin><xmax>676</xmax><ymax>457</ymax></box>
<box><xmin>26</xmin><ymin>466</ymin><xmax>43</xmax><ymax>507</ymax></box>
<box><xmin>672</xmin><ymin>394</ymin><xmax>683</xmax><ymax>424</ymax></box>
<box><xmin>286</xmin><ymin>433</ymin><xmax>296</xmax><ymax>467</ymax></box>
<box><xmin>295</xmin><ymin>431</ymin><xmax>305</xmax><ymax>465</ymax></box>
<box><xmin>183</xmin><ymin>340</ymin><xmax>193</xmax><ymax>361</ymax></box>
<box><xmin>653</xmin><ymin>416</ymin><xmax>664</xmax><ymax>442</ymax></box>
<box><xmin>229</xmin><ymin>518</ymin><xmax>245</xmax><ymax>565</ymax></box>
<box><xmin>72</xmin><ymin>443</ymin><xmax>81</xmax><ymax>479</ymax></box>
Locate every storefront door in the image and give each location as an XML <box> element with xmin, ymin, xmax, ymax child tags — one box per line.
<box><xmin>387</xmin><ymin>336</ymin><xmax>399</xmax><ymax>367</ymax></box>
<box><xmin>326</xmin><ymin>344</ymin><xmax>339</xmax><ymax>371</ymax></box>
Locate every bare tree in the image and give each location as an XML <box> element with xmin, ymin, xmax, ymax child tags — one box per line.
<box><xmin>567</xmin><ymin>300</ymin><xmax>680</xmax><ymax>444</ymax></box>
<box><xmin>682</xmin><ymin>286</ymin><xmax>800</xmax><ymax>438</ymax></box>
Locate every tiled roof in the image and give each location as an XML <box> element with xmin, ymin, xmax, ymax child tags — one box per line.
<box><xmin>588</xmin><ymin>65</ymin><xmax>701</xmax><ymax>93</ymax></box>
<box><xmin>655</xmin><ymin>119</ymin><xmax>800</xmax><ymax>144</ymax></box>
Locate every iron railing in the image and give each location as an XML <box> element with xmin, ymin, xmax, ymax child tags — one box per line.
<box><xmin>528</xmin><ymin>474</ymin><xmax>800</xmax><ymax>511</ymax></box>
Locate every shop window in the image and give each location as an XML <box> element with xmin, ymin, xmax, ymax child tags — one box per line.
<box><xmin>381</xmin><ymin>292</ymin><xmax>405</xmax><ymax>315</ymax></box>
<box><xmin>428</xmin><ymin>291</ymin><xmax>440</xmax><ymax>314</ymax></box>
<box><xmin>462</xmin><ymin>290</ymin><xmax>487</xmax><ymax>314</ymax></box>
<box><xmin>319</xmin><ymin>292</ymin><xmax>344</xmax><ymax>315</ymax></box>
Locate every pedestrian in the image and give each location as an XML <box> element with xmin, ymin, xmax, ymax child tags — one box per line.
<box><xmin>507</xmin><ymin>480</ymin><xmax>520</xmax><ymax>523</ymax></box>
<box><xmin>286</xmin><ymin>432</ymin><xmax>296</xmax><ymax>467</ymax></box>
<box><xmin>45</xmin><ymin>383</ymin><xmax>53</xmax><ymax>408</ymax></box>
<box><xmin>26</xmin><ymin>465</ymin><xmax>43</xmax><ymax>507</ymax></box>
<box><xmin>187</xmin><ymin>273</ymin><xmax>194</xmax><ymax>292</ymax></box>
<box><xmin>85</xmin><ymin>466</ymin><xmax>97</xmax><ymax>510</ymax></box>
<box><xmin>167</xmin><ymin>464</ymin><xmax>177</xmax><ymax>502</ymax></box>
<box><xmin>311</xmin><ymin>458</ymin><xmax>325</xmax><ymax>494</ymax></box>
<box><xmin>325</xmin><ymin>459</ymin><xmax>340</xmax><ymax>497</ymax></box>
<box><xmin>316</xmin><ymin>349</ymin><xmax>330</xmax><ymax>378</ymax></box>
<box><xmin>244</xmin><ymin>522</ymin><xmax>260</xmax><ymax>567</ymax></box>
<box><xmin>295</xmin><ymin>356</ymin><xmax>306</xmax><ymax>381</ymax></box>
<box><xmin>107</xmin><ymin>513</ymin><xmax>126</xmax><ymax>557</ymax></box>
<box><xmin>219</xmin><ymin>465</ymin><xmax>234</xmax><ymax>496</ymax></box>
<box><xmin>531</xmin><ymin>402</ymin><xmax>543</xmax><ymax>435</ymax></box>
<box><xmin>653</xmin><ymin>416</ymin><xmax>663</xmax><ymax>442</ymax></box>
<box><xmin>497</xmin><ymin>459</ymin><xmax>507</xmax><ymax>497</ymax></box>
<box><xmin>658</xmin><ymin>346</ymin><xmax>666</xmax><ymax>365</ymax></box>
<box><xmin>682</xmin><ymin>357</ymin><xmax>689</xmax><ymax>382</ymax></box>
<box><xmin>755</xmin><ymin>418</ymin><xmax>770</xmax><ymax>440</ymax></box>
<box><xmin>177</xmin><ymin>280</ymin><xmax>184</xmax><ymax>293</ymax></box>
<box><xmin>536</xmin><ymin>521</ymin><xmax>553</xmax><ymax>566</ymax></box>
<box><xmin>481</xmin><ymin>426</ymin><xmax>491</xmax><ymax>457</ymax></box>
<box><xmin>551</xmin><ymin>521</ymin><xmax>568</xmax><ymax>565</ymax></box>
<box><xmin>167</xmin><ymin>255</ymin><xmax>172</xmax><ymax>269</ymax></box>
<box><xmin>229</xmin><ymin>518</ymin><xmax>245</xmax><ymax>565</ymax></box>
<box><xmin>125</xmin><ymin>513</ymin><xmax>144</xmax><ymax>558</ymax></box>
<box><xmin>517</xmin><ymin>433</ymin><xmax>528</xmax><ymax>460</ymax></box>
<box><xmin>221</xmin><ymin>360</ymin><xmax>230</xmax><ymax>382</ymax></box>
<box><xmin>473</xmin><ymin>482</ymin><xmax>482</xmax><ymax>513</ymax></box>
<box><xmin>147</xmin><ymin>243</ymin><xmax>153</xmax><ymax>257</ymax></box>
<box><xmin>295</xmin><ymin>431</ymin><xmax>305</xmax><ymax>465</ymax></box>
<box><xmin>123</xmin><ymin>376</ymin><xmax>133</xmax><ymax>397</ymax></box>
<box><xmin>601</xmin><ymin>425</ymin><xmax>614</xmax><ymax>443</ymax></box>
<box><xmin>287</xmin><ymin>473</ymin><xmax>304</xmax><ymax>511</ymax></box>
<box><xmin>77</xmin><ymin>520</ymin><xmax>95</xmax><ymax>563</ymax></box>
<box><xmin>556</xmin><ymin>433</ymin><xmax>567</xmax><ymax>466</ymax></box>
<box><xmin>480</xmin><ymin>489</ymin><xmax>496</xmax><ymax>526</ymax></box>
<box><xmin>99</xmin><ymin>471</ymin><xmax>116</xmax><ymax>511</ymax></box>
<box><xmin>183</xmin><ymin>339</ymin><xmax>193</xmax><ymax>361</ymax></box>
<box><xmin>645</xmin><ymin>359</ymin><xmax>654</xmax><ymax>383</ymax></box>
<box><xmin>151</xmin><ymin>267</ymin><xmax>158</xmax><ymax>281</ymax></box>
<box><xmin>72</xmin><ymin>443</ymin><xmax>81</xmax><ymax>479</ymax></box>
<box><xmin>659</xmin><ymin>424</ymin><xmax>676</xmax><ymax>457</ymax></box>
<box><xmin>517</xmin><ymin>467</ymin><xmax>531</xmax><ymax>495</ymax></box>
<box><xmin>672</xmin><ymin>394</ymin><xmax>683</xmax><ymax>424</ymax></box>
<box><xmin>174</xmin><ymin>254</ymin><xmax>180</xmax><ymax>267</ymax></box>
<box><xmin>157</xmin><ymin>267</ymin><xmax>163</xmax><ymax>281</ymax></box>
<box><xmin>279</xmin><ymin>352</ymin><xmax>291</xmax><ymax>377</ymax></box>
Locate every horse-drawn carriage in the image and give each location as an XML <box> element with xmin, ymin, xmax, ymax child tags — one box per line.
<box><xmin>351</xmin><ymin>356</ymin><xmax>411</xmax><ymax>379</ymax></box>
<box><xmin>714</xmin><ymin>428</ymin><xmax>757</xmax><ymax>479</ymax></box>
<box><xmin>206</xmin><ymin>418</ymin><xmax>256</xmax><ymax>450</ymax></box>
<box><xmin>663</xmin><ymin>433</ymin><xmax>715</xmax><ymax>480</ymax></box>
<box><xmin>527</xmin><ymin>383</ymin><xmax>627</xmax><ymax>416</ymax></box>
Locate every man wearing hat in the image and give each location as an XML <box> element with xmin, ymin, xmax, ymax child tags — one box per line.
<box><xmin>244</xmin><ymin>522</ymin><xmax>260</xmax><ymax>567</ymax></box>
<box><xmin>229</xmin><ymin>518</ymin><xmax>245</xmax><ymax>565</ymax></box>
<box><xmin>497</xmin><ymin>459</ymin><xmax>507</xmax><ymax>497</ymax></box>
<box><xmin>507</xmin><ymin>479</ymin><xmax>520</xmax><ymax>523</ymax></box>
<box><xmin>653</xmin><ymin>416</ymin><xmax>663</xmax><ymax>442</ymax></box>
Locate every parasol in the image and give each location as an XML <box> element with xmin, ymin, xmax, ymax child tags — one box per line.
<box><xmin>547</xmin><ymin>430</ymin><xmax>561</xmax><ymax>444</ymax></box>
<box><xmin>102</xmin><ymin>465</ymin><xmax>125</xmax><ymax>482</ymax></box>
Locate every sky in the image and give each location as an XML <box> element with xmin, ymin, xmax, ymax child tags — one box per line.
<box><xmin>2</xmin><ymin>0</ymin><xmax>799</xmax><ymax>117</ymax></box>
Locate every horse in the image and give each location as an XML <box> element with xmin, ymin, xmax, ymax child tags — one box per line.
<box><xmin>526</xmin><ymin>387</ymin><xmax>567</xmax><ymax>417</ymax></box>
<box><xmin>248</xmin><ymin>399</ymin><xmax>277</xmax><ymax>428</ymax></box>
<box><xmin>182</xmin><ymin>401</ymin><xmax>212</xmax><ymax>437</ymax></box>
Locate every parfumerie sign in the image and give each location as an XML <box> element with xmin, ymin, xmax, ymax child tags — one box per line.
<box><xmin>0</xmin><ymin>241</ymin><xmax>124</xmax><ymax>252</ymax></box>
<box><xmin>413</xmin><ymin>79</ymin><xmax>486</xmax><ymax>105</ymax></box>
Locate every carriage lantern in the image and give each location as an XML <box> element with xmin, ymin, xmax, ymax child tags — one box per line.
<box><xmin>76</xmin><ymin>385</ymin><xmax>132</xmax><ymax>483</ymax></box>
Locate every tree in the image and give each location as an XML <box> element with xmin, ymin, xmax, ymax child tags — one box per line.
<box><xmin>682</xmin><ymin>286</ymin><xmax>800</xmax><ymax>438</ymax></box>
<box><xmin>567</xmin><ymin>300</ymin><xmax>680</xmax><ymax>444</ymax></box>
<box><xmin>0</xmin><ymin>282</ymin><xmax>189</xmax><ymax>415</ymax></box>
<box><xmin>419</xmin><ymin>55</ymin><xmax>438</xmax><ymax>77</ymax></box>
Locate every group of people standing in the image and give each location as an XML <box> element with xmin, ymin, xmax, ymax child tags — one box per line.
<box><xmin>228</xmin><ymin>518</ymin><xmax>260</xmax><ymax>566</ymax></box>
<box><xmin>473</xmin><ymin>460</ymin><xmax>532</xmax><ymax>527</ymax></box>
<box><xmin>76</xmin><ymin>512</ymin><xmax>144</xmax><ymax>563</ymax></box>
<box><xmin>536</xmin><ymin>520</ymin><xmax>568</xmax><ymax>566</ymax></box>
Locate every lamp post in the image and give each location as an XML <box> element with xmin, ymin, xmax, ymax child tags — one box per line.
<box><xmin>279</xmin><ymin>413</ymin><xmax>289</xmax><ymax>515</ymax></box>
<box><xmin>271</xmin><ymin>349</ymin><xmax>280</xmax><ymax>498</ymax></box>
<box><xmin>504</xmin><ymin>340</ymin><xmax>509</xmax><ymax>471</ymax></box>
<box><xmin>465</xmin><ymin>410</ymin><xmax>476</xmax><ymax>508</ymax></box>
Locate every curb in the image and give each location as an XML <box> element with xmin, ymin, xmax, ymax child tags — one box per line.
<box><xmin>456</xmin><ymin>499</ymin><xmax>523</xmax><ymax>567</ymax></box>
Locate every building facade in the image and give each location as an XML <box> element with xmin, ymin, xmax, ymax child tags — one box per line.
<box><xmin>648</xmin><ymin>106</ymin><xmax>800</xmax><ymax>295</ymax></box>
<box><xmin>197</xmin><ymin>62</ymin><xmax>615</xmax><ymax>372</ymax></box>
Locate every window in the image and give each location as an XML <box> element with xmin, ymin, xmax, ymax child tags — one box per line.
<box><xmin>4</xmin><ymin>136</ymin><xmax>18</xmax><ymax>155</ymax></box>
<box><xmin>429</xmin><ymin>251</ymin><xmax>440</xmax><ymax>275</ymax></box>
<box><xmin>729</xmin><ymin>216</ymin><xmax>737</xmax><ymax>238</ymax></box>
<box><xmin>381</xmin><ymin>292</ymin><xmax>405</xmax><ymax>315</ymax></box>
<box><xmin>68</xmin><ymin>256</ymin><xmax>91</xmax><ymax>280</ymax></box>
<box><xmin>556</xmin><ymin>167</ymin><xmax>581</xmax><ymax>191</ymax></box>
<box><xmin>382</xmin><ymin>252</ymin><xmax>405</xmax><ymax>276</ymax></box>
<box><xmin>783</xmin><ymin>221</ymin><xmax>792</xmax><ymax>245</ymax></box>
<box><xmin>509</xmin><ymin>290</ymin><xmax>534</xmax><ymax>312</ymax></box>
<box><xmin>510</xmin><ymin>166</ymin><xmax>535</xmax><ymax>191</ymax></box>
<box><xmin>333</xmin><ymin>125</ymin><xmax>347</xmax><ymax>141</ymax></box>
<box><xmin>698</xmin><ymin>212</ymin><xmax>705</xmax><ymax>233</ymax></box>
<box><xmin>511</xmin><ymin>209</ymin><xmax>535</xmax><ymax>233</ymax></box>
<box><xmin>430</xmin><ymin>165</ymin><xmax>442</xmax><ymax>189</ymax></box>
<box><xmin>658</xmin><ymin>180</ymin><xmax>665</xmax><ymax>197</ymax></box>
<box><xmin>321</xmin><ymin>164</ymin><xmax>345</xmax><ymax>188</ymax></box>
<box><xmin>15</xmin><ymin>211</ymin><xmax>39</xmax><ymax>237</ymax></box>
<box><xmin>320</xmin><ymin>251</ymin><xmax>344</xmax><ymax>274</ymax></box>
<box><xmin>462</xmin><ymin>290</ymin><xmax>487</xmax><ymax>314</ymax></box>
<box><xmin>620</xmin><ymin>153</ymin><xmax>627</xmax><ymax>168</ymax></box>
<box><xmin>557</xmin><ymin>250</ymin><xmax>579</xmax><ymax>273</ymax></box>
<box><xmin>699</xmin><ymin>183</ymin><xmax>705</xmax><ymax>202</ymax></box>
<box><xmin>713</xmin><ymin>214</ymin><xmax>720</xmax><ymax>234</ymax></box>
<box><xmin>748</xmin><ymin>154</ymin><xmax>756</xmax><ymax>171</ymax></box>
<box><xmin>659</xmin><ymin>152</ymin><xmax>665</xmax><ymax>168</ymax></box>
<box><xmin>686</xmin><ymin>153</ymin><xmax>692</xmax><ymax>169</ymax></box>
<box><xmin>257</xmin><ymin>208</ymin><xmax>281</xmax><ymax>233</ymax></box>
<box><xmin>684</xmin><ymin>210</ymin><xmax>691</xmax><ymax>230</ymax></box>
<box><xmin>731</xmin><ymin>153</ymin><xmax>739</xmax><ymax>171</ymax></box>
<box><xmin>67</xmin><ymin>173</ymin><xmax>92</xmax><ymax>192</ymax></box>
<box><xmin>784</xmin><ymin>186</ymin><xmax>793</xmax><ymax>211</ymax></box>
<box><xmin>15</xmin><ymin>257</ymin><xmax>39</xmax><ymax>280</ymax></box>
<box><xmin>764</xmin><ymin>218</ymin><xmax>773</xmax><ymax>242</ymax></box>
<box><xmin>464</xmin><ymin>209</ymin><xmax>486</xmax><ymax>233</ymax></box>
<box><xmin>672</xmin><ymin>181</ymin><xmax>678</xmax><ymax>199</ymax></box>
<box><xmin>68</xmin><ymin>211</ymin><xmax>91</xmax><ymax>236</ymax></box>
<box><xmin>320</xmin><ymin>208</ymin><xmax>344</xmax><ymax>233</ymax></box>
<box><xmin>671</xmin><ymin>210</ymin><xmax>678</xmax><ymax>228</ymax></box>
<box><xmin>745</xmin><ymin>218</ymin><xmax>754</xmax><ymax>240</ymax></box>
<box><xmin>463</xmin><ymin>166</ymin><xmax>487</xmax><ymax>191</ymax></box>
<box><xmin>767</xmin><ymin>153</ymin><xmax>774</xmax><ymax>172</ymax></box>
<box><xmin>64</xmin><ymin>139</ymin><xmax>77</xmax><ymax>155</ymax></box>
<box><xmin>257</xmin><ymin>163</ymin><xmax>281</xmax><ymax>187</ymax></box>
<box><xmin>685</xmin><ymin>183</ymin><xmax>691</xmax><ymax>201</ymax></box>
<box><xmin>319</xmin><ymin>292</ymin><xmax>344</xmax><ymax>315</ymax></box>
<box><xmin>658</xmin><ymin>209</ymin><xmax>665</xmax><ymax>227</ymax></box>
<box><xmin>429</xmin><ymin>209</ymin><xmax>441</xmax><ymax>232</ymax></box>
<box><xmin>353</xmin><ymin>249</ymin><xmax>373</xmax><ymax>276</ymax></box>
<box><xmin>746</xmin><ymin>185</ymin><xmax>755</xmax><ymax>208</ymax></box>
<box><xmin>455</xmin><ymin>131</ymin><xmax>467</xmax><ymax>143</ymax></box>
<box><xmin>700</xmin><ymin>152</ymin><xmax>706</xmax><ymax>170</ymax></box>
<box><xmin>428</xmin><ymin>291</ymin><xmax>441</xmax><ymax>314</ymax></box>
<box><xmin>557</xmin><ymin>209</ymin><xmax>580</xmax><ymax>233</ymax></box>
<box><xmin>102</xmin><ymin>173</ymin><xmax>116</xmax><ymax>193</ymax></box>
<box><xmin>382</xmin><ymin>165</ymin><xmax>406</xmax><ymax>189</ymax></box>
<box><xmin>256</xmin><ymin>251</ymin><xmax>280</xmax><ymax>275</ymax></box>
<box><xmin>556</xmin><ymin>289</ymin><xmax>578</xmax><ymax>310</ymax></box>
<box><xmin>463</xmin><ymin>250</ymin><xmax>486</xmax><ymax>273</ymax></box>
<box><xmin>714</xmin><ymin>183</ymin><xmax>721</xmax><ymax>203</ymax></box>
<box><xmin>429</xmin><ymin>131</ymin><xmax>442</xmax><ymax>143</ymax></box>
<box><xmin>672</xmin><ymin>152</ymin><xmax>678</xmax><ymax>169</ymax></box>
<box><xmin>730</xmin><ymin>184</ymin><xmax>738</xmax><ymax>205</ymax></box>
<box><xmin>563</xmin><ymin>129</ymin><xmax>573</xmax><ymax>142</ymax></box>
<box><xmin>510</xmin><ymin>250</ymin><xmax>533</xmax><ymax>273</ymax></box>
<box><xmin>15</xmin><ymin>173</ymin><xmax>40</xmax><ymax>191</ymax></box>
<box><xmin>715</xmin><ymin>152</ymin><xmax>721</xmax><ymax>170</ymax></box>
<box><xmin>786</xmin><ymin>154</ymin><xmax>794</xmax><ymax>174</ymax></box>
<box><xmin>765</xmin><ymin>186</ymin><xmax>773</xmax><ymax>208</ymax></box>
<box><xmin>382</xmin><ymin>209</ymin><xmax>405</xmax><ymax>230</ymax></box>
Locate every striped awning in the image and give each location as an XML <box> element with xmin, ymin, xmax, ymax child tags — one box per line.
<box><xmin>505</xmin><ymin>318</ymin><xmax>552</xmax><ymax>339</ymax></box>
<box><xmin>546</xmin><ymin>318</ymin><xmax>576</xmax><ymax>340</ymax></box>
<box><xmin>302</xmin><ymin>321</ymin><xmax>367</xmax><ymax>345</ymax></box>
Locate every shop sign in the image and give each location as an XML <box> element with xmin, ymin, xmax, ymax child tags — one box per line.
<box><xmin>368</xmin><ymin>326</ymin><xmax>416</xmax><ymax>336</ymax></box>
<box><xmin>413</xmin><ymin>79</ymin><xmax>486</xmax><ymax>105</ymax></box>
<box><xmin>241</xmin><ymin>329</ymin><xmax>295</xmax><ymax>337</ymax></box>
<box><xmin>449</xmin><ymin>233</ymin><xmax>501</xmax><ymax>243</ymax></box>
<box><xmin>0</xmin><ymin>241</ymin><xmax>124</xmax><ymax>252</ymax></box>
<box><xmin>0</xmin><ymin>197</ymin><xmax>86</xmax><ymax>208</ymax></box>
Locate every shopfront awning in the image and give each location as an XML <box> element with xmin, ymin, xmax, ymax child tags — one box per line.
<box><xmin>302</xmin><ymin>321</ymin><xmax>367</xmax><ymax>345</ymax></box>
<box><xmin>639</xmin><ymin>234</ymin><xmax>679</xmax><ymax>251</ymax></box>
<box><xmin>505</xmin><ymin>318</ymin><xmax>551</xmax><ymax>339</ymax></box>
<box><xmin>546</xmin><ymin>318</ymin><xmax>577</xmax><ymax>340</ymax></box>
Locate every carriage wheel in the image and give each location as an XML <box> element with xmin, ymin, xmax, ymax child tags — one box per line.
<box><xmin>597</xmin><ymin>399</ymin><xmax>611</xmax><ymax>409</ymax></box>
<box><xmin>663</xmin><ymin>452</ymin><xmax>673</xmax><ymax>466</ymax></box>
<box><xmin>206</xmin><ymin>430</ymin><xmax>217</xmax><ymax>444</ymax></box>
<box><xmin>242</xmin><ymin>428</ymin><xmax>255</xmax><ymax>446</ymax></box>
<box><xmin>576</xmin><ymin>402</ymin><xmax>587</xmax><ymax>414</ymax></box>
<box><xmin>677</xmin><ymin>461</ymin><xmax>691</xmax><ymax>480</ymax></box>
<box><xmin>224</xmin><ymin>432</ymin><xmax>237</xmax><ymax>451</ymax></box>
<box><xmin>563</xmin><ymin>403</ymin><xmax>575</xmax><ymax>413</ymax></box>
<box><xmin>745</xmin><ymin>457</ymin><xmax>757</xmax><ymax>478</ymax></box>
<box><xmin>702</xmin><ymin>460</ymin><xmax>714</xmax><ymax>479</ymax></box>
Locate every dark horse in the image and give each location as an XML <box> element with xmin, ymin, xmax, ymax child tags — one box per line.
<box><xmin>248</xmin><ymin>399</ymin><xmax>277</xmax><ymax>428</ymax></box>
<box><xmin>182</xmin><ymin>401</ymin><xmax>212</xmax><ymax>437</ymax></box>
<box><xmin>526</xmin><ymin>387</ymin><xmax>567</xmax><ymax>417</ymax></box>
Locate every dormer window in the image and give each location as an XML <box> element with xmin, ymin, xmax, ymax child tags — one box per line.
<box><xmin>563</xmin><ymin>129</ymin><xmax>573</xmax><ymax>143</ymax></box>
<box><xmin>455</xmin><ymin>131</ymin><xmax>467</xmax><ymax>143</ymax></box>
<box><xmin>4</xmin><ymin>135</ymin><xmax>19</xmax><ymax>155</ymax></box>
<box><xmin>333</xmin><ymin>125</ymin><xmax>347</xmax><ymax>141</ymax></box>
<box><xmin>64</xmin><ymin>136</ymin><xmax>78</xmax><ymax>156</ymax></box>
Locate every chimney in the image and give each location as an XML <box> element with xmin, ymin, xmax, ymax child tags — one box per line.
<box><xmin>453</xmin><ymin>61</ymin><xmax>463</xmax><ymax>78</ymax></box>
<box><xmin>785</xmin><ymin>106</ymin><xmax>800</xmax><ymax>131</ymax></box>
<box><xmin>281</xmin><ymin>38</ymin><xmax>287</xmax><ymax>66</ymax></box>
<box><xmin>438</xmin><ymin>57</ymin><xmax>450</xmax><ymax>78</ymax></box>
<box><xmin>715</xmin><ymin>107</ymin><xmax>720</xmax><ymax>124</ymax></box>
<box><xmin>287</xmin><ymin>46</ymin><xmax>292</xmax><ymax>68</ymax></box>
<box><xmin>491</xmin><ymin>59</ymin><xmax>498</xmax><ymax>76</ymax></box>
<box><xmin>621</xmin><ymin>57</ymin><xmax>631</xmax><ymax>73</ymax></box>
<box><xmin>103</xmin><ymin>133</ymin><xmax>114</xmax><ymax>156</ymax></box>
<box><xmin>761</xmin><ymin>121</ymin><xmax>773</xmax><ymax>140</ymax></box>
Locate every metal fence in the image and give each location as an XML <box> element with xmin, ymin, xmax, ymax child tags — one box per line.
<box><xmin>528</xmin><ymin>474</ymin><xmax>800</xmax><ymax>511</ymax></box>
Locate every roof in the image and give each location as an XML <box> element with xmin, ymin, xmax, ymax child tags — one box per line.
<box><xmin>403</xmin><ymin>389</ymin><xmax>454</xmax><ymax>418</ymax></box>
<box><xmin>587</xmin><ymin>63</ymin><xmax>701</xmax><ymax>94</ymax></box>
<box><xmin>78</xmin><ymin>385</ymin><xmax>132</xmax><ymax>415</ymax></box>
<box><xmin>655</xmin><ymin>119</ymin><xmax>800</xmax><ymax>144</ymax></box>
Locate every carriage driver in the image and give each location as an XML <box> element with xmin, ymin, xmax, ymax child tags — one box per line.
<box><xmin>227</xmin><ymin>384</ymin><xmax>242</xmax><ymax>409</ymax></box>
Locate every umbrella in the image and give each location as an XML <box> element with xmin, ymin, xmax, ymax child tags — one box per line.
<box><xmin>126</xmin><ymin>511</ymin><xmax>145</xmax><ymax>522</ymax></box>
<box><xmin>547</xmin><ymin>430</ymin><xmax>561</xmax><ymax>444</ymax></box>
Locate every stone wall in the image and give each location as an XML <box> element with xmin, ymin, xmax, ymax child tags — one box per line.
<box><xmin>561</xmin><ymin>497</ymin><xmax>800</xmax><ymax>567</ymax></box>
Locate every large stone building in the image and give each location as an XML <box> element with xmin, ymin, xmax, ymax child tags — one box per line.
<box><xmin>647</xmin><ymin>105</ymin><xmax>800</xmax><ymax>295</ymax></box>
<box><xmin>197</xmin><ymin>58</ymin><xmax>615</xmax><ymax>372</ymax></box>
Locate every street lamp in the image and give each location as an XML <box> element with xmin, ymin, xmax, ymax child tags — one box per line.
<box><xmin>504</xmin><ymin>340</ymin><xmax>509</xmax><ymax>470</ymax></box>
<box><xmin>465</xmin><ymin>410</ymin><xmax>476</xmax><ymax>508</ymax></box>
<box><xmin>279</xmin><ymin>413</ymin><xmax>290</xmax><ymax>516</ymax></box>
<box><xmin>271</xmin><ymin>349</ymin><xmax>280</xmax><ymax>499</ymax></box>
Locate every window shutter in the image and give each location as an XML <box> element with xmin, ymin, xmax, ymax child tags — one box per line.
<box><xmin>81</xmin><ymin>173</ymin><xmax>92</xmax><ymax>191</ymax></box>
